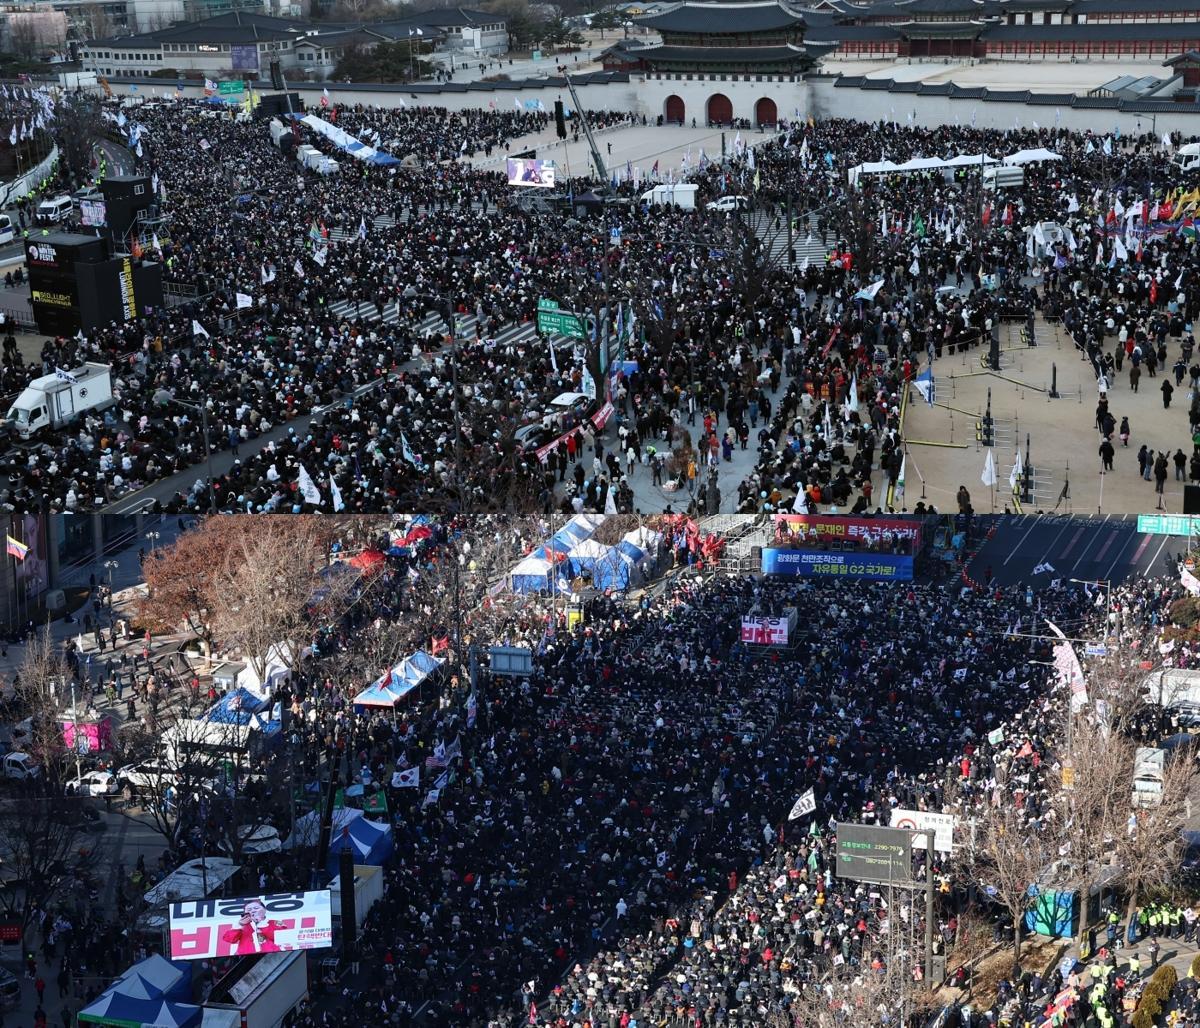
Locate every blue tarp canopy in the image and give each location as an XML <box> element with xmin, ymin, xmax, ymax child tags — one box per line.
<box><xmin>540</xmin><ymin>520</ymin><xmax>592</xmax><ymax>557</ymax></box>
<box><xmin>204</xmin><ymin>687</ymin><xmax>268</xmax><ymax>724</ymax></box>
<box><xmin>79</xmin><ymin>955</ymin><xmax>196</xmax><ymax>1026</ymax></box>
<box><xmin>80</xmin><ymin>995</ymin><xmax>200</xmax><ymax>1028</ymax></box>
<box><xmin>616</xmin><ymin>540</ymin><xmax>645</xmax><ymax>563</ymax></box>
<box><xmin>326</xmin><ymin>816</ymin><xmax>393</xmax><ymax>875</ymax></box>
<box><xmin>352</xmin><ymin>650</ymin><xmax>444</xmax><ymax>709</ymax></box>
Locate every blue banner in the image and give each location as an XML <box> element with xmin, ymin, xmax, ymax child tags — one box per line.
<box><xmin>760</xmin><ymin>548</ymin><xmax>913</xmax><ymax>582</ymax></box>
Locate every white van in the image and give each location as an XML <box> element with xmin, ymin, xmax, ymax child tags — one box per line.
<box><xmin>982</xmin><ymin>165</ymin><xmax>1025</xmax><ymax>191</ymax></box>
<box><xmin>1172</xmin><ymin>143</ymin><xmax>1200</xmax><ymax>174</ymax></box>
<box><xmin>0</xmin><ymin>215</ymin><xmax>14</xmax><ymax>245</ymax></box>
<box><xmin>35</xmin><ymin>194</ymin><xmax>73</xmax><ymax>225</ymax></box>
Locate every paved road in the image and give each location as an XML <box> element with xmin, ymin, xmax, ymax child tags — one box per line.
<box><xmin>965</xmin><ymin>514</ymin><xmax>1182</xmax><ymax>588</ymax></box>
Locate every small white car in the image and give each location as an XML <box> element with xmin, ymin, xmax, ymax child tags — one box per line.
<box><xmin>66</xmin><ymin>770</ymin><xmax>119</xmax><ymax>797</ymax></box>
<box><xmin>2</xmin><ymin>752</ymin><xmax>40</xmax><ymax>780</ymax></box>
<box><xmin>706</xmin><ymin>195</ymin><xmax>749</xmax><ymax>212</ymax></box>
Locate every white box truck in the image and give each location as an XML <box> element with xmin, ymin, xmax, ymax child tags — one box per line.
<box><xmin>640</xmin><ymin>183</ymin><xmax>697</xmax><ymax>209</ymax></box>
<box><xmin>1144</xmin><ymin>668</ymin><xmax>1200</xmax><ymax>725</ymax></box>
<box><xmin>5</xmin><ymin>363</ymin><xmax>113</xmax><ymax>439</ymax></box>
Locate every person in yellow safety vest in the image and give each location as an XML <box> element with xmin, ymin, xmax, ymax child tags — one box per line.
<box><xmin>1128</xmin><ymin>953</ymin><xmax>1141</xmax><ymax>976</ymax></box>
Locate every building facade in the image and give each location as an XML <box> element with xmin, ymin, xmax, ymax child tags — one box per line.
<box><xmin>800</xmin><ymin>0</ymin><xmax>1200</xmax><ymax>61</ymax></box>
<box><xmin>632</xmin><ymin>1</ymin><xmax>831</xmax><ymax>126</ymax></box>
<box><xmin>80</xmin><ymin>9</ymin><xmax>501</xmax><ymax>80</ymax></box>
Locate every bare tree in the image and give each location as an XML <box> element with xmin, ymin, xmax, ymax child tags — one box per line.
<box><xmin>208</xmin><ymin>516</ymin><xmax>349</xmax><ymax>691</ymax></box>
<box><xmin>7</xmin><ymin>18</ymin><xmax>38</xmax><ymax>60</ymax></box>
<box><xmin>13</xmin><ymin>627</ymin><xmax>72</xmax><ymax>784</ymax></box>
<box><xmin>76</xmin><ymin>4</ymin><xmax>114</xmax><ymax>43</ymax></box>
<box><xmin>0</xmin><ymin>799</ymin><xmax>91</xmax><ymax>929</ymax></box>
<box><xmin>972</xmin><ymin>802</ymin><xmax>1055</xmax><ymax>975</ymax></box>
<box><xmin>117</xmin><ymin>690</ymin><xmax>286</xmax><ymax>863</ymax></box>
<box><xmin>1115</xmin><ymin>756</ymin><xmax>1191</xmax><ymax>925</ymax></box>
<box><xmin>54</xmin><ymin>93</ymin><xmax>102</xmax><ymax>190</ymax></box>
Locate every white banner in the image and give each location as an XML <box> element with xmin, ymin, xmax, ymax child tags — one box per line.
<box><xmin>1182</xmin><ymin>566</ymin><xmax>1200</xmax><ymax>597</ymax></box>
<box><xmin>888</xmin><ymin>809</ymin><xmax>955</xmax><ymax>853</ymax></box>
<box><xmin>169</xmin><ymin>891</ymin><xmax>332</xmax><ymax>960</ymax></box>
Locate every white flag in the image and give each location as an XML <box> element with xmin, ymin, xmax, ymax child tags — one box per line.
<box><xmin>981</xmin><ymin>449</ymin><xmax>998</xmax><ymax>487</ymax></box>
<box><xmin>788</xmin><ymin>788</ymin><xmax>816</xmax><ymax>821</ymax></box>
<box><xmin>1163</xmin><ymin>132</ymin><xmax>1173</xmax><ymax>150</ymax></box>
<box><xmin>330</xmin><ymin>475</ymin><xmax>344</xmax><ymax>512</ymax></box>
<box><xmin>392</xmin><ymin>767</ymin><xmax>420</xmax><ymax>788</ymax></box>
<box><xmin>358</xmin><ymin>216</ymin><xmax>367</xmax><ymax>240</ymax></box>
<box><xmin>604</xmin><ymin>484</ymin><xmax>617</xmax><ymax>515</ymax></box>
<box><xmin>297</xmin><ymin>464</ymin><xmax>322</xmax><ymax>506</ymax></box>
<box><xmin>1009</xmin><ymin>446</ymin><xmax>1023</xmax><ymax>491</ymax></box>
<box><xmin>293</xmin><ymin>257</ymin><xmax>304</xmax><ymax>279</ymax></box>
<box><xmin>236</xmin><ymin>292</ymin><xmax>252</xmax><ymax>309</ymax></box>
<box><xmin>191</xmin><ymin>319</ymin><xmax>209</xmax><ymax>338</ymax></box>
<box><xmin>854</xmin><ymin>279</ymin><xmax>885</xmax><ymax>303</ymax></box>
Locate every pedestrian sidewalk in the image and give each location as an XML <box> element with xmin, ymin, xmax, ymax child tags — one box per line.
<box><xmin>0</xmin><ymin>518</ymin><xmax>184</xmax><ymax>684</ymax></box>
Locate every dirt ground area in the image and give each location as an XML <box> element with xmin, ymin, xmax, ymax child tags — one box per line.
<box><xmin>900</xmin><ymin>315</ymin><xmax>1195</xmax><ymax>516</ymax></box>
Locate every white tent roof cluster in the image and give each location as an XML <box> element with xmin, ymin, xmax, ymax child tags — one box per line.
<box><xmin>848</xmin><ymin>148</ymin><xmax>1059</xmax><ymax>186</ymax></box>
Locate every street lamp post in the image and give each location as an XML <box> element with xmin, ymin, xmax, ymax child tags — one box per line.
<box><xmin>146</xmin><ymin>530</ymin><xmax>160</xmax><ymax>553</ymax></box>
<box><xmin>1069</xmin><ymin>577</ymin><xmax>1112</xmax><ymax>641</ymax></box>
<box><xmin>168</xmin><ymin>397</ymin><xmax>217</xmax><ymax>514</ymax></box>
<box><xmin>102</xmin><ymin>559</ymin><xmax>118</xmax><ymax>611</ymax></box>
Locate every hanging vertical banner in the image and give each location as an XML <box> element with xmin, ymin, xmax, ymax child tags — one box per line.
<box><xmin>1047</xmin><ymin>620</ymin><xmax>1088</xmax><ymax>711</ymax></box>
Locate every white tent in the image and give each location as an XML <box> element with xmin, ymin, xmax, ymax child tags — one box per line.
<box><xmin>849</xmin><ymin>153</ymin><xmax>998</xmax><ymax>187</ymax></box>
<box><xmin>622</xmin><ymin>526</ymin><xmax>664</xmax><ymax>555</ymax></box>
<box><xmin>235</xmin><ymin>641</ymin><xmax>296</xmax><ymax>698</ymax></box>
<box><xmin>1003</xmin><ymin>148</ymin><xmax>1063</xmax><ymax>165</ymax></box>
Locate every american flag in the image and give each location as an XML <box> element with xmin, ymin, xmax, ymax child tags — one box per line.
<box><xmin>425</xmin><ymin>742</ymin><xmax>448</xmax><ymax>770</ymax></box>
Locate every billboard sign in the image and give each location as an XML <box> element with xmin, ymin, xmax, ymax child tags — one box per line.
<box><xmin>835</xmin><ymin>823</ymin><xmax>913</xmax><ymax>885</ymax></box>
<box><xmin>888</xmin><ymin>809</ymin><xmax>955</xmax><ymax>853</ymax></box>
<box><xmin>168</xmin><ymin>891</ymin><xmax>332</xmax><ymax>960</ymax></box>
<box><xmin>506</xmin><ymin>158</ymin><xmax>556</xmax><ymax>189</ymax></box>
<box><xmin>740</xmin><ymin>614</ymin><xmax>789</xmax><ymax>646</ymax></box>
<box><xmin>218</xmin><ymin>79</ymin><xmax>244</xmax><ymax>97</ymax></box>
<box><xmin>761</xmin><ymin>549</ymin><xmax>913</xmax><ymax>581</ymax></box>
<box><xmin>231</xmin><ymin>45</ymin><xmax>259</xmax><ymax>71</ymax></box>
<box><xmin>774</xmin><ymin>514</ymin><xmax>922</xmax><ymax>546</ymax></box>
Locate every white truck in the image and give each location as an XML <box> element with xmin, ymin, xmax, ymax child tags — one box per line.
<box><xmin>1172</xmin><ymin>142</ymin><xmax>1200</xmax><ymax>174</ymax></box>
<box><xmin>640</xmin><ymin>183</ymin><xmax>697</xmax><ymax>210</ymax></box>
<box><xmin>1144</xmin><ymin>668</ymin><xmax>1200</xmax><ymax>726</ymax></box>
<box><xmin>5</xmin><ymin>363</ymin><xmax>114</xmax><ymax>439</ymax></box>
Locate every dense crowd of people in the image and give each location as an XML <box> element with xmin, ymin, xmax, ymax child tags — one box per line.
<box><xmin>24</xmin><ymin>510</ymin><xmax>1200</xmax><ymax>1028</ymax></box>
<box><xmin>5</xmin><ymin>94</ymin><xmax>1195</xmax><ymax>515</ymax></box>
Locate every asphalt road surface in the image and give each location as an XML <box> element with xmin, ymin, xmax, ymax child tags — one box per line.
<box><xmin>966</xmin><ymin>514</ymin><xmax>1182</xmax><ymax>588</ymax></box>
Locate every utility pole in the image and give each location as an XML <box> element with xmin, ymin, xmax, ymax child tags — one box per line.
<box><xmin>925</xmin><ymin>828</ymin><xmax>935</xmax><ymax>986</ymax></box>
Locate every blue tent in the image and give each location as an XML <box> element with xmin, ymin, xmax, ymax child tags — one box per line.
<box><xmin>352</xmin><ymin>650</ymin><xmax>443</xmax><ymax>710</ymax></box>
<box><xmin>326</xmin><ymin>817</ymin><xmax>393</xmax><ymax>874</ymax></box>
<box><xmin>539</xmin><ymin>520</ymin><xmax>592</xmax><ymax>558</ymax></box>
<box><xmin>593</xmin><ymin>549</ymin><xmax>638</xmax><ymax>591</ymax></box>
<box><xmin>511</xmin><ymin>555</ymin><xmax>566</xmax><ymax>594</ymax></box>
<box><xmin>616</xmin><ymin>540</ymin><xmax>646</xmax><ymax>563</ymax></box>
<box><xmin>204</xmin><ymin>688</ymin><xmax>269</xmax><ymax>723</ymax></box>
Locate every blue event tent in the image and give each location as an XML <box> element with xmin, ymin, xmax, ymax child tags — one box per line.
<box><xmin>326</xmin><ymin>816</ymin><xmax>393</xmax><ymax>875</ymax></box>
<box><xmin>510</xmin><ymin>555</ymin><xmax>567</xmax><ymax>594</ymax></box>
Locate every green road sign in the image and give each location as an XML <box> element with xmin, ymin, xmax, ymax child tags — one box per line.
<box><xmin>218</xmin><ymin>80</ymin><xmax>244</xmax><ymax>96</ymax></box>
<box><xmin>835</xmin><ymin>823</ymin><xmax>913</xmax><ymax>885</ymax></box>
<box><xmin>1136</xmin><ymin>514</ymin><xmax>1200</xmax><ymax>536</ymax></box>
<box><xmin>537</xmin><ymin>298</ymin><xmax>586</xmax><ymax>339</ymax></box>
